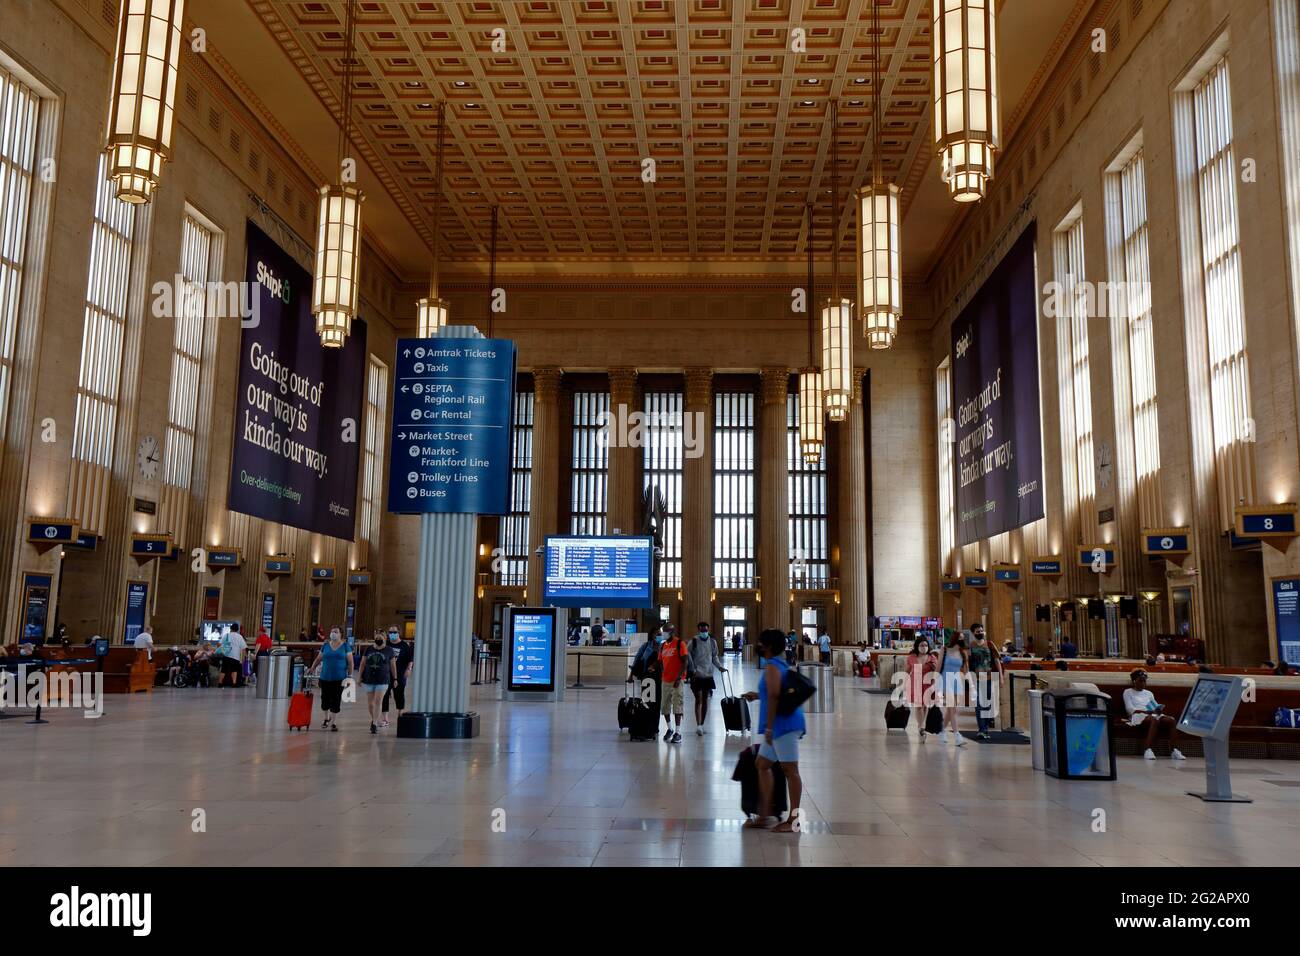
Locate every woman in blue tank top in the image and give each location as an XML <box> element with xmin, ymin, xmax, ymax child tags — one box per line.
<box><xmin>938</xmin><ymin>635</ymin><xmax>969</xmax><ymax>747</ymax></box>
<box><xmin>742</xmin><ymin>628</ymin><xmax>807</xmax><ymax>832</ymax></box>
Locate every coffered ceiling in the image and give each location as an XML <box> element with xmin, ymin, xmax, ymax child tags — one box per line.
<box><xmin>201</xmin><ymin>0</ymin><xmax>1086</xmax><ymax>283</ymax></box>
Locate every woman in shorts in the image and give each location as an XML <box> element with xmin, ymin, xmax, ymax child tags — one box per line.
<box><xmin>742</xmin><ymin>628</ymin><xmax>806</xmax><ymax>833</ymax></box>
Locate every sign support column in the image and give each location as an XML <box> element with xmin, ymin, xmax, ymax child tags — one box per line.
<box><xmin>390</xmin><ymin>325</ymin><xmax>516</xmax><ymax>739</ymax></box>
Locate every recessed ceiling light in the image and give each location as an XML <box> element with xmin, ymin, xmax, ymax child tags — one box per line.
<box><xmin>854</xmin><ymin>77</ymin><xmax>867</xmax><ymax>84</ymax></box>
<box><xmin>454</xmin><ymin>81</ymin><xmax>469</xmax><ymax>88</ymax></box>
<box><xmin>801</xmin><ymin>100</ymin><xmax>814</xmax><ymax>106</ymax></box>
<box><xmin>805</xmin><ymin>78</ymin><xmax>819</xmax><ymax>85</ymax></box>
<box><xmin>417</xmin><ymin>103</ymin><xmax>431</xmax><ymax>109</ymax></box>
<box><xmin>849</xmin><ymin>100</ymin><xmax>864</xmax><ymax>107</ymax></box>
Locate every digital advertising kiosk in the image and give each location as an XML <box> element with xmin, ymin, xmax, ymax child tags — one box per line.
<box><xmin>502</xmin><ymin>606</ymin><xmax>568</xmax><ymax>703</ymax></box>
<box><xmin>1178</xmin><ymin>673</ymin><xmax>1252</xmax><ymax>803</ymax></box>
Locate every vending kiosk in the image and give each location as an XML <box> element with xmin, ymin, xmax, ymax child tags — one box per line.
<box><xmin>1178</xmin><ymin>673</ymin><xmax>1252</xmax><ymax>803</ymax></box>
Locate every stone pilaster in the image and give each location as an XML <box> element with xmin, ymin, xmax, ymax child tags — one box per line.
<box><xmin>526</xmin><ymin>368</ymin><xmax>563</xmax><ymax>603</ymax></box>
<box><xmin>606</xmin><ymin>367</ymin><xmax>639</xmax><ymax>535</ymax></box>
<box><xmin>838</xmin><ymin>370</ymin><xmax>869</xmax><ymax>642</ymax></box>
<box><xmin>682</xmin><ymin>367</ymin><xmax>714</xmax><ymax>633</ymax></box>
<box><xmin>760</xmin><ymin>367</ymin><xmax>791</xmax><ymax>632</ymax></box>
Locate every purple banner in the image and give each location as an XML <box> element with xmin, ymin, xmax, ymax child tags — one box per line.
<box><xmin>226</xmin><ymin>222</ymin><xmax>366</xmax><ymax>540</ymax></box>
<box><xmin>951</xmin><ymin>225</ymin><xmax>1044</xmax><ymax>546</ymax></box>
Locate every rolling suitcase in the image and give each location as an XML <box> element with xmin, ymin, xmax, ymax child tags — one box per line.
<box><xmin>287</xmin><ymin>691</ymin><xmax>313</xmax><ymax>731</ymax></box>
<box><xmin>618</xmin><ymin>680</ymin><xmax>637</xmax><ymax>731</ymax></box>
<box><xmin>720</xmin><ymin>672</ymin><xmax>751</xmax><ymax>735</ymax></box>
<box><xmin>732</xmin><ymin>745</ymin><xmax>789</xmax><ymax>817</ymax></box>
<box><xmin>627</xmin><ymin>693</ymin><xmax>660</xmax><ymax>741</ymax></box>
<box><xmin>884</xmin><ymin>699</ymin><xmax>911</xmax><ymax>730</ymax></box>
<box><xmin>924</xmin><ymin>705</ymin><xmax>944</xmax><ymax>735</ymax></box>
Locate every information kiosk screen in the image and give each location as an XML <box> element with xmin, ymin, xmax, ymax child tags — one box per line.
<box><xmin>507</xmin><ymin>608</ymin><xmax>557</xmax><ymax>693</ymax></box>
<box><xmin>543</xmin><ymin>535</ymin><xmax>654</xmax><ymax>609</ymax></box>
<box><xmin>1177</xmin><ymin>675</ymin><xmax>1236</xmax><ymax>738</ymax></box>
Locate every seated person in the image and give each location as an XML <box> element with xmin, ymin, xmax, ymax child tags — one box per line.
<box><xmin>1123</xmin><ymin>669</ymin><xmax>1185</xmax><ymax>761</ymax></box>
<box><xmin>166</xmin><ymin>648</ymin><xmax>190</xmax><ymax>684</ymax></box>
<box><xmin>1058</xmin><ymin>638</ymin><xmax>1078</xmax><ymax>659</ymax></box>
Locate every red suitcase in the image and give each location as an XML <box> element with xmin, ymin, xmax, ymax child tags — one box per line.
<box><xmin>287</xmin><ymin>691</ymin><xmax>314</xmax><ymax>731</ymax></box>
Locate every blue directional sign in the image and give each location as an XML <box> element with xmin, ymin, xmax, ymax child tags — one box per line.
<box><xmin>387</xmin><ymin>337</ymin><xmax>516</xmax><ymax>515</ymax></box>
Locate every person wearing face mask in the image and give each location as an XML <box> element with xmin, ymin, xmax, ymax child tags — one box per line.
<box><xmin>687</xmin><ymin>622</ymin><xmax>726</xmax><ymax>736</ymax></box>
<box><xmin>358</xmin><ymin>631</ymin><xmax>394</xmax><ymax>734</ymax></box>
<box><xmin>381</xmin><ymin>627</ymin><xmax>413</xmax><ymax>724</ymax></box>
<box><xmin>310</xmin><ymin>627</ymin><xmax>353</xmax><ymax>732</ymax></box>
<box><xmin>904</xmin><ymin>637</ymin><xmax>938</xmax><ymax>742</ymax></box>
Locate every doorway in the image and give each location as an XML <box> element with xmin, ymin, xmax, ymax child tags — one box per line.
<box><xmin>722</xmin><ymin>604</ymin><xmax>747</xmax><ymax>651</ymax></box>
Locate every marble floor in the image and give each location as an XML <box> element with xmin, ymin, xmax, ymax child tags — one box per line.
<box><xmin>2</xmin><ymin>660</ymin><xmax>1298</xmax><ymax>867</ymax></box>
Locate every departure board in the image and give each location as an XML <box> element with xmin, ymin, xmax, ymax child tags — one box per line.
<box><xmin>543</xmin><ymin>535</ymin><xmax>654</xmax><ymax>609</ymax></box>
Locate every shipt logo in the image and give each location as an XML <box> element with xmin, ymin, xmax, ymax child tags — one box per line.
<box><xmin>955</xmin><ymin>326</ymin><xmax>973</xmax><ymax>359</ymax></box>
<box><xmin>256</xmin><ymin>261</ymin><xmax>291</xmax><ymax>304</ymax></box>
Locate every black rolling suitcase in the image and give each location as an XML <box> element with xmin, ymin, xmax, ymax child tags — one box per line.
<box><xmin>627</xmin><ymin>694</ymin><xmax>660</xmax><ymax>742</ymax></box>
<box><xmin>618</xmin><ymin>680</ymin><xmax>637</xmax><ymax>731</ymax></box>
<box><xmin>732</xmin><ymin>745</ymin><xmax>788</xmax><ymax>817</ymax></box>
<box><xmin>884</xmin><ymin>699</ymin><xmax>911</xmax><ymax>730</ymax></box>
<box><xmin>925</xmin><ymin>705</ymin><xmax>944</xmax><ymax>735</ymax></box>
<box><xmin>720</xmin><ymin>672</ymin><xmax>751</xmax><ymax>735</ymax></box>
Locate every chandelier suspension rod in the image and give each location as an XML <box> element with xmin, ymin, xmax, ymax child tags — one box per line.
<box><xmin>831</xmin><ymin>100</ymin><xmax>839</xmax><ymax>300</ymax></box>
<box><xmin>487</xmin><ymin>205</ymin><xmax>499</xmax><ymax>339</ymax></box>
<box><xmin>872</xmin><ymin>0</ymin><xmax>882</xmax><ymax>187</ymax></box>
<box><xmin>431</xmin><ymin>101</ymin><xmax>446</xmax><ymax>299</ymax></box>
<box><xmin>806</xmin><ymin>202</ymin><xmax>815</xmax><ymax>365</ymax></box>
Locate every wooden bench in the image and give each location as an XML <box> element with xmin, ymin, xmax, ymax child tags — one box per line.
<box><xmin>1089</xmin><ymin>680</ymin><xmax>1300</xmax><ymax>760</ymax></box>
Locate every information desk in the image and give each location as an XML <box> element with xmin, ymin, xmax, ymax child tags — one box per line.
<box><xmin>563</xmin><ymin>645</ymin><xmax>634</xmax><ymax>684</ymax></box>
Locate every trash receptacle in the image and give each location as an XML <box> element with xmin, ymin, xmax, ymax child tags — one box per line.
<box><xmin>1042</xmin><ymin>687</ymin><xmax>1115</xmax><ymax>780</ymax></box>
<box><xmin>256</xmin><ymin>653</ymin><xmax>294</xmax><ymax>699</ymax></box>
<box><xmin>796</xmin><ymin>661</ymin><xmax>835</xmax><ymax>713</ymax></box>
<box><xmin>1027</xmin><ymin>689</ymin><xmax>1046</xmax><ymax>771</ymax></box>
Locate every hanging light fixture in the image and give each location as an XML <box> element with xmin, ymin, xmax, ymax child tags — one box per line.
<box><xmin>820</xmin><ymin>101</ymin><xmax>852</xmax><ymax>422</ymax></box>
<box><xmin>313</xmin><ymin>0</ymin><xmax>365</xmax><ymax>349</ymax></box>
<box><xmin>858</xmin><ymin>0</ymin><xmax>902</xmax><ymax>349</ymax></box>
<box><xmin>417</xmin><ymin>101</ymin><xmax>450</xmax><ymax>336</ymax></box>
<box><xmin>104</xmin><ymin>0</ymin><xmax>185</xmax><ymax>203</ymax></box>
<box><xmin>799</xmin><ymin>203</ymin><xmax>825</xmax><ymax>465</ymax></box>
<box><xmin>933</xmin><ymin>0</ymin><xmax>1000</xmax><ymax>202</ymax></box>
<box><xmin>486</xmin><ymin>205</ymin><xmax>499</xmax><ymax>338</ymax></box>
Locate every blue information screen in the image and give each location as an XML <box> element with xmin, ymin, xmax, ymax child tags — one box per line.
<box><xmin>508</xmin><ymin>609</ymin><xmax>556</xmax><ymax>692</ymax></box>
<box><xmin>1273</xmin><ymin>578</ymin><xmax>1300</xmax><ymax>667</ymax></box>
<box><xmin>387</xmin><ymin>337</ymin><xmax>516</xmax><ymax>515</ymax></box>
<box><xmin>124</xmin><ymin>582</ymin><xmax>149</xmax><ymax>644</ymax></box>
<box><xmin>543</xmin><ymin>535</ymin><xmax>654</xmax><ymax>609</ymax></box>
<box><xmin>1178</xmin><ymin>677</ymin><xmax>1233</xmax><ymax>736</ymax></box>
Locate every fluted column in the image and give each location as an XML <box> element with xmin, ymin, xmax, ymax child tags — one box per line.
<box><xmin>760</xmin><ymin>367</ymin><xmax>791</xmax><ymax>632</ymax></box>
<box><xmin>838</xmin><ymin>369</ymin><xmax>869</xmax><ymax>643</ymax></box>
<box><xmin>407</xmin><ymin>508</ymin><xmax>477</xmax><ymax>715</ymax></box>
<box><xmin>682</xmin><ymin>368</ymin><xmax>714</xmax><ymax>632</ymax></box>
<box><xmin>606</xmin><ymin>367</ymin><xmax>639</xmax><ymax>535</ymax></box>
<box><xmin>527</xmin><ymin>368</ymin><xmax>563</xmax><ymax>603</ymax></box>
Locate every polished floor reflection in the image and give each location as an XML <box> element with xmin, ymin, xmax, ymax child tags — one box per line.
<box><xmin>2</xmin><ymin>661</ymin><xmax>1298</xmax><ymax>867</ymax></box>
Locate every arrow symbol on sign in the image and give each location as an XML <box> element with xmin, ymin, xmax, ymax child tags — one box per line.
<box><xmin>403</xmin><ymin>349</ymin><xmax>411</xmax><ymax>357</ymax></box>
<box><xmin>400</xmin><ymin>385</ymin><xmax>409</xmax><ymax>393</ymax></box>
<box><xmin>398</xmin><ymin>432</ymin><xmax>407</xmax><ymax>440</ymax></box>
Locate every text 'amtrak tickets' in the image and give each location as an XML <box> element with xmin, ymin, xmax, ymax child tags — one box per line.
<box><xmin>386</xmin><ymin>337</ymin><xmax>516</xmax><ymax>515</ymax></box>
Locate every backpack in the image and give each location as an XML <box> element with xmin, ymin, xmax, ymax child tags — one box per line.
<box><xmin>361</xmin><ymin>650</ymin><xmax>389</xmax><ymax>685</ymax></box>
<box><xmin>630</xmin><ymin>641</ymin><xmax>660</xmax><ymax>681</ymax></box>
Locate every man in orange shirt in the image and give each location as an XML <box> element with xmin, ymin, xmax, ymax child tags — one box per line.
<box><xmin>657</xmin><ymin>624</ymin><xmax>691</xmax><ymax>743</ymax></box>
